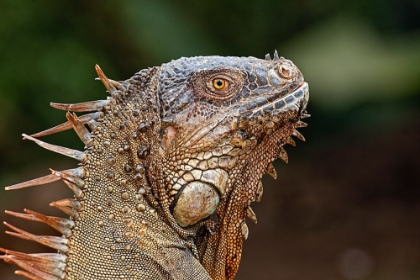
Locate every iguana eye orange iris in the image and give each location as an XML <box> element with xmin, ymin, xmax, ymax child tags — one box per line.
<box><xmin>212</xmin><ymin>78</ymin><xmax>229</xmax><ymax>90</ymax></box>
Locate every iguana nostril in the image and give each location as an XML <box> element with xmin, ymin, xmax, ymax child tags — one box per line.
<box><xmin>279</xmin><ymin>65</ymin><xmax>292</xmax><ymax>79</ymax></box>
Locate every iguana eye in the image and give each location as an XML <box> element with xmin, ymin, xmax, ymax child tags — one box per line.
<box><xmin>193</xmin><ymin>69</ymin><xmax>244</xmax><ymax>101</ymax></box>
<box><xmin>212</xmin><ymin>78</ymin><xmax>229</xmax><ymax>91</ymax></box>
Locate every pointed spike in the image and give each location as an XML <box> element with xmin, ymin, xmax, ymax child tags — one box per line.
<box><xmin>255</xmin><ymin>181</ymin><xmax>263</xmax><ymax>202</ymax></box>
<box><xmin>95</xmin><ymin>64</ymin><xmax>118</xmax><ymax>95</ymax></box>
<box><xmin>51</xmin><ymin>168</ymin><xmax>85</xmax><ymax>188</ymax></box>
<box><xmin>292</xmin><ymin>129</ymin><xmax>306</xmax><ymax>141</ymax></box>
<box><xmin>62</xmin><ymin>179</ymin><xmax>84</xmax><ymax>198</ymax></box>
<box><xmin>4</xmin><ymin>222</ymin><xmax>68</xmax><ymax>252</ymax></box>
<box><xmin>301</xmin><ymin>113</ymin><xmax>311</xmax><ymax>119</ymax></box>
<box><xmin>297</xmin><ymin>121</ymin><xmax>308</xmax><ymax>128</ymax></box>
<box><xmin>86</xmin><ymin>119</ymin><xmax>99</xmax><ymax>130</ymax></box>
<box><xmin>246</xmin><ymin>206</ymin><xmax>258</xmax><ymax>224</ymax></box>
<box><xmin>94</xmin><ymin>77</ymin><xmax>124</xmax><ymax>90</ymax></box>
<box><xmin>20</xmin><ymin>258</ymin><xmax>65</xmax><ymax>279</ymax></box>
<box><xmin>22</xmin><ymin>134</ymin><xmax>85</xmax><ymax>161</ymax></box>
<box><xmin>15</xmin><ymin>270</ymin><xmax>45</xmax><ymax>280</ymax></box>
<box><xmin>5</xmin><ymin>209</ymin><xmax>74</xmax><ymax>237</ymax></box>
<box><xmin>36</xmin><ymin>253</ymin><xmax>66</xmax><ymax>263</ymax></box>
<box><xmin>50</xmin><ymin>100</ymin><xmax>107</xmax><ymax>112</ymax></box>
<box><xmin>109</xmin><ymin>79</ymin><xmax>125</xmax><ymax>90</ymax></box>
<box><xmin>9</xmin><ymin>258</ymin><xmax>62</xmax><ymax>280</ymax></box>
<box><xmin>0</xmin><ymin>248</ymin><xmax>67</xmax><ymax>264</ymax></box>
<box><xmin>278</xmin><ymin>147</ymin><xmax>289</xmax><ymax>163</ymax></box>
<box><xmin>31</xmin><ymin>112</ymin><xmax>100</xmax><ymax>138</ymax></box>
<box><xmin>66</xmin><ymin>112</ymin><xmax>92</xmax><ymax>145</ymax></box>
<box><xmin>30</xmin><ymin>122</ymin><xmax>73</xmax><ymax>138</ymax></box>
<box><xmin>241</xmin><ymin>222</ymin><xmax>249</xmax><ymax>240</ymax></box>
<box><xmin>5</xmin><ymin>174</ymin><xmax>60</xmax><ymax>191</ymax></box>
<box><xmin>0</xmin><ymin>249</ymin><xmax>66</xmax><ymax>279</ymax></box>
<box><xmin>61</xmin><ymin>167</ymin><xmax>86</xmax><ymax>178</ymax></box>
<box><xmin>50</xmin><ymin>198</ymin><xmax>81</xmax><ymax>218</ymax></box>
<box><xmin>266</xmin><ymin>163</ymin><xmax>277</xmax><ymax>179</ymax></box>
<box><xmin>286</xmin><ymin>136</ymin><xmax>296</xmax><ymax>147</ymax></box>
<box><xmin>273</xmin><ymin>50</ymin><xmax>280</xmax><ymax>60</ymax></box>
<box><xmin>265</xmin><ymin>53</ymin><xmax>271</xmax><ymax>60</ymax></box>
<box><xmin>50</xmin><ymin>198</ymin><xmax>81</xmax><ymax>209</ymax></box>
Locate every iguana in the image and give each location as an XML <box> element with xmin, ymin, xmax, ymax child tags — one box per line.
<box><xmin>0</xmin><ymin>52</ymin><xmax>309</xmax><ymax>280</ymax></box>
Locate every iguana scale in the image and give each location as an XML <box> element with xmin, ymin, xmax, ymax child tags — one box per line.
<box><xmin>0</xmin><ymin>52</ymin><xmax>309</xmax><ymax>280</ymax></box>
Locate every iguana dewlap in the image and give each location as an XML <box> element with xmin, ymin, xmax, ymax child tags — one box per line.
<box><xmin>1</xmin><ymin>52</ymin><xmax>309</xmax><ymax>280</ymax></box>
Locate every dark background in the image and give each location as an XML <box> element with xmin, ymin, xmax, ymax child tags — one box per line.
<box><xmin>1</xmin><ymin>1</ymin><xmax>419</xmax><ymax>279</ymax></box>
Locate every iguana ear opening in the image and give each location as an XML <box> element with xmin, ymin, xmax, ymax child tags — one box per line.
<box><xmin>160</xmin><ymin>126</ymin><xmax>178</xmax><ymax>151</ymax></box>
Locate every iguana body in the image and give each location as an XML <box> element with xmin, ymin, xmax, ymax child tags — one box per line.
<box><xmin>1</xmin><ymin>53</ymin><xmax>309</xmax><ymax>280</ymax></box>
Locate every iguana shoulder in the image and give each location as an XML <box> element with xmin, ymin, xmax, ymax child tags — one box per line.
<box><xmin>1</xmin><ymin>52</ymin><xmax>309</xmax><ymax>280</ymax></box>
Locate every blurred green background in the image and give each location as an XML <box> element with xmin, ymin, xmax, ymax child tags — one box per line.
<box><xmin>0</xmin><ymin>0</ymin><xmax>419</xmax><ymax>279</ymax></box>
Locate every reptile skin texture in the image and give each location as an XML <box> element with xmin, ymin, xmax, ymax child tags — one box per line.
<box><xmin>0</xmin><ymin>53</ymin><xmax>309</xmax><ymax>280</ymax></box>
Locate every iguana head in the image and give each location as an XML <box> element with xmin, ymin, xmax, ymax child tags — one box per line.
<box><xmin>155</xmin><ymin>53</ymin><xmax>309</xmax><ymax>278</ymax></box>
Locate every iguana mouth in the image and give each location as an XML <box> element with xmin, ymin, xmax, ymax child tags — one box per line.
<box><xmin>295</xmin><ymin>82</ymin><xmax>310</xmax><ymax>113</ymax></box>
<box><xmin>251</xmin><ymin>81</ymin><xmax>309</xmax><ymax>118</ymax></box>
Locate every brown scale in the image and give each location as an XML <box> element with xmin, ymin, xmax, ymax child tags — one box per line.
<box><xmin>1</xmin><ymin>53</ymin><xmax>309</xmax><ymax>280</ymax></box>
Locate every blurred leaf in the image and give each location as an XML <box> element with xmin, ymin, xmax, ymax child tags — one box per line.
<box><xmin>283</xmin><ymin>15</ymin><xmax>420</xmax><ymax>110</ymax></box>
<box><xmin>122</xmin><ymin>0</ymin><xmax>219</xmax><ymax>62</ymax></box>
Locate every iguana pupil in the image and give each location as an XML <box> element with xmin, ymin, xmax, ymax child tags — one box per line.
<box><xmin>213</xmin><ymin>78</ymin><xmax>227</xmax><ymax>90</ymax></box>
<box><xmin>1</xmin><ymin>52</ymin><xmax>309</xmax><ymax>280</ymax></box>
